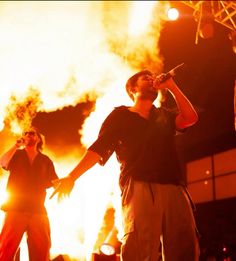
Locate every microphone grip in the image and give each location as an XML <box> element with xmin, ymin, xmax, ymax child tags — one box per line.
<box><xmin>159</xmin><ymin>72</ymin><xmax>173</xmax><ymax>83</ymax></box>
<box><xmin>158</xmin><ymin>62</ymin><xmax>185</xmax><ymax>83</ymax></box>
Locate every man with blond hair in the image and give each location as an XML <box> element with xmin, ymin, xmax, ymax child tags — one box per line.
<box><xmin>0</xmin><ymin>126</ymin><xmax>58</xmax><ymax>261</ymax></box>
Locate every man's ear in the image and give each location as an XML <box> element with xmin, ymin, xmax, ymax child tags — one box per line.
<box><xmin>129</xmin><ymin>89</ymin><xmax>135</xmax><ymax>101</ymax></box>
<box><xmin>130</xmin><ymin>85</ymin><xmax>137</xmax><ymax>95</ymax></box>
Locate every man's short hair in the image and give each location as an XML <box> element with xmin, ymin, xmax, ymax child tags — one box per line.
<box><xmin>125</xmin><ymin>69</ymin><xmax>152</xmax><ymax>100</ymax></box>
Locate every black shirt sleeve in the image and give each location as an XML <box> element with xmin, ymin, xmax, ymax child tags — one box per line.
<box><xmin>88</xmin><ymin>106</ymin><xmax>124</xmax><ymax>166</ymax></box>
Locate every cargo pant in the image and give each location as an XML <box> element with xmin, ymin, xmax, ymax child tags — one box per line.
<box><xmin>120</xmin><ymin>180</ymin><xmax>200</xmax><ymax>261</ymax></box>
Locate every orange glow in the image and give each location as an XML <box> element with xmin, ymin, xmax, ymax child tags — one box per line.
<box><xmin>128</xmin><ymin>2</ymin><xmax>157</xmax><ymax>36</ymax></box>
<box><xmin>0</xmin><ymin>176</ymin><xmax>8</xmax><ymax>218</ymax></box>
<box><xmin>44</xmin><ymin>155</ymin><xmax>121</xmax><ymax>260</ymax></box>
<box><xmin>0</xmin><ymin>1</ymin><xmax>168</xmax><ymax>260</ymax></box>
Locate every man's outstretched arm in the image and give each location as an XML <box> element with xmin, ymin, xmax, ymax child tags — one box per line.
<box><xmin>50</xmin><ymin>150</ymin><xmax>101</xmax><ymax>199</ymax></box>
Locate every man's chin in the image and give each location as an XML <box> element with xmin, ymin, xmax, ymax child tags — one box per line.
<box><xmin>140</xmin><ymin>93</ymin><xmax>158</xmax><ymax>102</ymax></box>
<box><xmin>25</xmin><ymin>142</ymin><xmax>36</xmax><ymax>147</ymax></box>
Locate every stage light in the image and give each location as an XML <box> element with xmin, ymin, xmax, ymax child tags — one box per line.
<box><xmin>167</xmin><ymin>7</ymin><xmax>179</xmax><ymax>21</ymax></box>
<box><xmin>92</xmin><ymin>244</ymin><xmax>117</xmax><ymax>261</ymax></box>
<box><xmin>199</xmin><ymin>20</ymin><xmax>214</xmax><ymax>39</ymax></box>
<box><xmin>194</xmin><ymin>1</ymin><xmax>214</xmax><ymax>44</ymax></box>
<box><xmin>100</xmin><ymin>243</ymin><xmax>116</xmax><ymax>261</ymax></box>
<box><xmin>100</xmin><ymin>243</ymin><xmax>116</xmax><ymax>256</ymax></box>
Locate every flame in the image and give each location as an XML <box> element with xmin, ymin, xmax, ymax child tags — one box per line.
<box><xmin>128</xmin><ymin>2</ymin><xmax>157</xmax><ymax>36</ymax></box>
<box><xmin>3</xmin><ymin>87</ymin><xmax>42</xmax><ymax>135</ymax></box>
<box><xmin>0</xmin><ymin>1</ymin><xmax>169</xmax><ymax>260</ymax></box>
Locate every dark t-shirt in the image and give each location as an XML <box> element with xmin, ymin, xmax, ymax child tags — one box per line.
<box><xmin>2</xmin><ymin>149</ymin><xmax>58</xmax><ymax>214</ymax></box>
<box><xmin>89</xmin><ymin>105</ymin><xmax>184</xmax><ymax>189</ymax></box>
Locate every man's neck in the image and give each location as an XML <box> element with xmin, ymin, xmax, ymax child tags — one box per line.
<box><xmin>130</xmin><ymin>99</ymin><xmax>153</xmax><ymax>119</ymax></box>
<box><xmin>133</xmin><ymin>99</ymin><xmax>153</xmax><ymax>111</ymax></box>
<box><xmin>25</xmin><ymin>146</ymin><xmax>38</xmax><ymax>163</ymax></box>
<box><xmin>25</xmin><ymin>146</ymin><xmax>38</xmax><ymax>155</ymax></box>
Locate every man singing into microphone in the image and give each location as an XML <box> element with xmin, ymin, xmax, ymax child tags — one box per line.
<box><xmin>0</xmin><ymin>127</ymin><xmax>58</xmax><ymax>261</ymax></box>
<box><xmin>51</xmin><ymin>70</ymin><xmax>200</xmax><ymax>261</ymax></box>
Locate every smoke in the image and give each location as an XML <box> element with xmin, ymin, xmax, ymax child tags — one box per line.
<box><xmin>3</xmin><ymin>87</ymin><xmax>42</xmax><ymax>135</ymax></box>
<box><xmin>0</xmin><ymin>1</ymin><xmax>171</xmax><ymax>260</ymax></box>
<box><xmin>0</xmin><ymin>1</ymin><xmax>168</xmax><ymax>134</ymax></box>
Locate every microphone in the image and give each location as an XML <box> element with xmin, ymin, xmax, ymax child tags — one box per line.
<box><xmin>158</xmin><ymin>63</ymin><xmax>185</xmax><ymax>83</ymax></box>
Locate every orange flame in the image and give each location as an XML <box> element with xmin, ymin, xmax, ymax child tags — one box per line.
<box><xmin>3</xmin><ymin>87</ymin><xmax>42</xmax><ymax>135</ymax></box>
<box><xmin>0</xmin><ymin>1</ymin><xmax>170</xmax><ymax>260</ymax></box>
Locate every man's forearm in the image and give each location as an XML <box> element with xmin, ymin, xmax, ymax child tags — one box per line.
<box><xmin>69</xmin><ymin>150</ymin><xmax>101</xmax><ymax>181</ymax></box>
<box><xmin>168</xmin><ymin>81</ymin><xmax>198</xmax><ymax>128</ymax></box>
<box><xmin>0</xmin><ymin>144</ymin><xmax>18</xmax><ymax>169</ymax></box>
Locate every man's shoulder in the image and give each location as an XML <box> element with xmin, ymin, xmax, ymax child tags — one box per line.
<box><xmin>37</xmin><ymin>152</ymin><xmax>52</xmax><ymax>162</ymax></box>
<box><xmin>114</xmin><ymin>105</ymin><xmax>129</xmax><ymax>111</ymax></box>
<box><xmin>108</xmin><ymin>105</ymin><xmax>129</xmax><ymax>117</ymax></box>
<box><xmin>101</xmin><ymin>105</ymin><xmax>129</xmax><ymax>126</ymax></box>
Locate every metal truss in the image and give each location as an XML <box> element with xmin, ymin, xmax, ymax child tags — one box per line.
<box><xmin>180</xmin><ymin>1</ymin><xmax>236</xmax><ymax>31</ymax></box>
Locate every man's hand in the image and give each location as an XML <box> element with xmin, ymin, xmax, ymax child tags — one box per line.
<box><xmin>50</xmin><ymin>176</ymin><xmax>75</xmax><ymax>200</ymax></box>
<box><xmin>15</xmin><ymin>138</ymin><xmax>25</xmax><ymax>148</ymax></box>
<box><xmin>153</xmin><ymin>73</ymin><xmax>174</xmax><ymax>90</ymax></box>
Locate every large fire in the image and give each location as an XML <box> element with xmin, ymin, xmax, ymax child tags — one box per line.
<box><xmin>0</xmin><ymin>1</ymin><xmax>170</xmax><ymax>260</ymax></box>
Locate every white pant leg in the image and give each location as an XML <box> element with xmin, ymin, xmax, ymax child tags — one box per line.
<box><xmin>121</xmin><ymin>181</ymin><xmax>162</xmax><ymax>261</ymax></box>
<box><xmin>158</xmin><ymin>185</ymin><xmax>200</xmax><ymax>261</ymax></box>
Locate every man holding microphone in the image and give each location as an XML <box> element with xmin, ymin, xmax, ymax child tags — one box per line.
<box><xmin>51</xmin><ymin>69</ymin><xmax>200</xmax><ymax>261</ymax></box>
<box><xmin>0</xmin><ymin>127</ymin><xmax>58</xmax><ymax>261</ymax></box>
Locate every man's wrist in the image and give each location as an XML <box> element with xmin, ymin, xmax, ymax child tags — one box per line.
<box><xmin>68</xmin><ymin>174</ymin><xmax>76</xmax><ymax>183</ymax></box>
